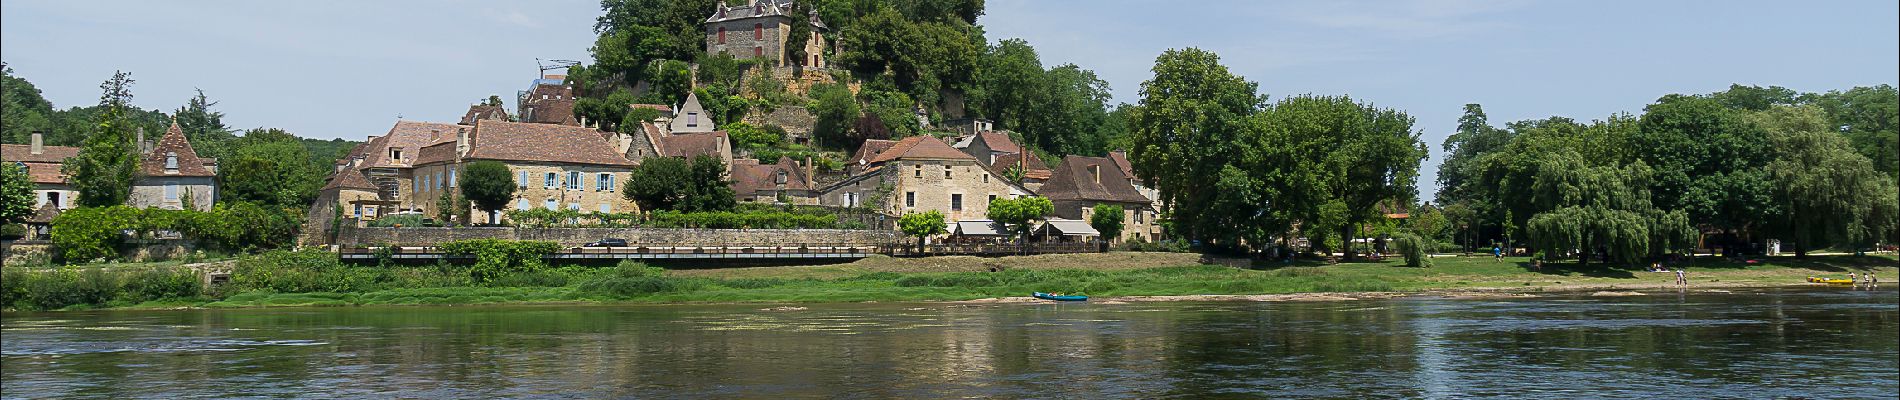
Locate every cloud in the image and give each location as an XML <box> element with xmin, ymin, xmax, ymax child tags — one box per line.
<box><xmin>483</xmin><ymin>8</ymin><xmax>543</xmax><ymax>29</ymax></box>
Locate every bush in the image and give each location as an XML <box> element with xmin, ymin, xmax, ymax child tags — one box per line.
<box><xmin>368</xmin><ymin>214</ymin><xmax>427</xmax><ymax>228</ymax></box>
<box><xmin>437</xmin><ymin>239</ymin><xmax>563</xmax><ymax>284</ymax></box>
<box><xmin>1393</xmin><ymin>233</ymin><xmax>1433</xmax><ymax>268</ymax></box>
<box><xmin>50</xmin><ymin>203</ymin><xmax>303</xmax><ymax>262</ymax></box>
<box><xmin>0</xmin><ymin>266</ymin><xmax>204</xmax><ymax>310</ymax></box>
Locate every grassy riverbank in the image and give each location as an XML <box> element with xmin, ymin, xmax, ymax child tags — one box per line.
<box><xmin>3</xmin><ymin>251</ymin><xmax>1894</xmax><ymax>311</ymax></box>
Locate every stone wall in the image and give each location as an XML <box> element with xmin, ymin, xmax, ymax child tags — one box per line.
<box><xmin>337</xmin><ymin>226</ymin><xmax>901</xmax><ymax>247</ymax></box>
<box><xmin>128</xmin><ymin>176</ymin><xmax>215</xmax><ymax>211</ymax></box>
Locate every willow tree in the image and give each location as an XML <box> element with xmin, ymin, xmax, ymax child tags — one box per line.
<box><xmin>1523</xmin><ymin>152</ymin><xmax>1694</xmax><ymax>267</ymax></box>
<box><xmin>1750</xmin><ymin>105</ymin><xmax>1900</xmax><ymax>256</ymax></box>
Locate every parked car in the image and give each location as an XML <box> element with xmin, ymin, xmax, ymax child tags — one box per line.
<box><xmin>583</xmin><ymin>238</ymin><xmax>629</xmax><ymax>247</ymax></box>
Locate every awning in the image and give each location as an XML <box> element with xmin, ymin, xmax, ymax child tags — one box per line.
<box><xmin>954</xmin><ymin>220</ymin><xmax>1009</xmax><ymax>236</ymax></box>
<box><xmin>1039</xmin><ymin>219</ymin><xmax>1099</xmax><ymax>236</ymax></box>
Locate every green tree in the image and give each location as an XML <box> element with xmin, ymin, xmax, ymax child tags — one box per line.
<box><xmin>1261</xmin><ymin>94</ymin><xmax>1428</xmax><ymax>260</ymax></box>
<box><xmin>1804</xmin><ymin>84</ymin><xmax>1898</xmax><ymax>186</ymax></box>
<box><xmin>898</xmin><ymin>210</ymin><xmax>947</xmax><ymax>253</ymax></box>
<box><xmin>809</xmin><ymin>82</ymin><xmax>859</xmax><ymax>149</ymax></box>
<box><xmin>726</xmin><ymin>122</ymin><xmax>782</xmax><ymax>150</ymax></box>
<box><xmin>1088</xmin><ymin>204</ymin><xmax>1124</xmax><ymax>243</ymax></box>
<box><xmin>987</xmin><ymin>196</ymin><xmax>1052</xmax><ymax>243</ymax></box>
<box><xmin>1750</xmin><ymin>105</ymin><xmax>1899</xmax><ymax>256</ymax></box>
<box><xmin>460</xmin><ymin>161</ymin><xmax>516</xmax><ymax>224</ymax></box>
<box><xmin>1</xmin><ymin>162</ymin><xmax>35</xmax><ymax>224</ymax></box>
<box><xmin>1521</xmin><ymin>152</ymin><xmax>1694</xmax><ymax>267</ymax></box>
<box><xmin>172</xmin><ymin>89</ymin><xmax>235</xmax><ymax>161</ymax></box>
<box><xmin>682</xmin><ymin>155</ymin><xmax>737</xmax><ymax>212</ymax></box>
<box><xmin>1</xmin><ymin>62</ymin><xmax>56</xmax><ymax>145</ymax></box>
<box><xmin>221</xmin><ymin>128</ymin><xmax>323</xmax><ymax>207</ymax></box>
<box><xmin>623</xmin><ymin>156</ymin><xmax>690</xmax><ymax>212</ymax></box>
<box><xmin>1126</xmin><ymin>48</ymin><xmax>1266</xmax><ymax>245</ymax></box>
<box><xmin>63</xmin><ymin>71</ymin><xmax>141</xmax><ymax>208</ymax></box>
<box><xmin>1632</xmin><ymin>94</ymin><xmax>1775</xmax><ymax>248</ymax></box>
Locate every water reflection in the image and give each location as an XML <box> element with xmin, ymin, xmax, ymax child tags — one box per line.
<box><xmin>2</xmin><ymin>288</ymin><xmax>1895</xmax><ymax>398</ymax></box>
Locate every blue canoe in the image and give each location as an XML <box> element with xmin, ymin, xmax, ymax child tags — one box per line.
<box><xmin>1033</xmin><ymin>292</ymin><xmax>1089</xmax><ymax>301</ymax></box>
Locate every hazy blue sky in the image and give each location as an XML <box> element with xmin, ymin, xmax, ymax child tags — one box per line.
<box><xmin>5</xmin><ymin>0</ymin><xmax>1896</xmax><ymax>200</ymax></box>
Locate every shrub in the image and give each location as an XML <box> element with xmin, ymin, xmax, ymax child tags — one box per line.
<box><xmin>437</xmin><ymin>239</ymin><xmax>563</xmax><ymax>284</ymax></box>
<box><xmin>368</xmin><ymin>214</ymin><xmax>427</xmax><ymax>228</ymax></box>
<box><xmin>1393</xmin><ymin>233</ymin><xmax>1433</xmax><ymax>268</ymax></box>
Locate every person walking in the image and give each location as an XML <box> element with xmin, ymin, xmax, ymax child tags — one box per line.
<box><xmin>1493</xmin><ymin>246</ymin><xmax>1502</xmax><ymax>261</ymax></box>
<box><xmin>1674</xmin><ymin>269</ymin><xmax>1688</xmax><ymax>286</ymax></box>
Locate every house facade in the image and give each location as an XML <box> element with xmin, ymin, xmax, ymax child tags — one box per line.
<box><xmin>818</xmin><ymin>136</ymin><xmax>1031</xmax><ymax>223</ymax></box>
<box><xmin>1039</xmin><ymin>155</ymin><xmax>1158</xmax><ymax>243</ymax></box>
<box><xmin>2</xmin><ymin>132</ymin><xmax>80</xmax><ymax>211</ymax></box>
<box><xmin>731</xmin><ymin>156</ymin><xmax>818</xmax><ymax>204</ymax></box>
<box><xmin>127</xmin><ymin>122</ymin><xmax>217</xmax><ymax>210</ymax></box>
<box><xmin>412</xmin><ymin>120</ymin><xmax>640</xmax><ymax>224</ymax></box>
<box><xmin>704</xmin><ymin>0</ymin><xmax>829</xmax><ymax>68</ymax></box>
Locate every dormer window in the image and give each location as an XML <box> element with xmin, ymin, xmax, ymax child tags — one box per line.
<box><xmin>687</xmin><ymin>113</ymin><xmax>699</xmax><ymax>127</ymax></box>
<box><xmin>390</xmin><ymin>148</ymin><xmax>402</xmax><ymax>161</ymax></box>
<box><xmin>164</xmin><ymin>152</ymin><xmax>178</xmax><ymax>170</ymax></box>
<box><xmin>775</xmin><ymin>170</ymin><xmax>788</xmax><ymax>184</ymax></box>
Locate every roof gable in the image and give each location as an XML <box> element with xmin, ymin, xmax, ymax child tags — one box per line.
<box><xmin>140</xmin><ymin>122</ymin><xmax>216</xmax><ymax>177</ymax></box>
<box><xmin>1039</xmin><ymin>155</ymin><xmax>1151</xmax><ymax>205</ymax></box>
<box><xmin>463</xmin><ymin>120</ymin><xmax>635</xmax><ymax>166</ymax></box>
<box><xmin>869</xmin><ymin>136</ymin><xmax>975</xmax><ymax>164</ymax></box>
<box><xmin>973</xmin><ymin>131</ymin><xmax>1021</xmax><ymax>154</ymax></box>
<box><xmin>363</xmin><ymin>120</ymin><xmax>461</xmax><ymax>168</ymax></box>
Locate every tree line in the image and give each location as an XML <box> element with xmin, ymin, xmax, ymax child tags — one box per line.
<box><xmin>1434</xmin><ymin>84</ymin><xmax>1897</xmax><ymax>262</ymax></box>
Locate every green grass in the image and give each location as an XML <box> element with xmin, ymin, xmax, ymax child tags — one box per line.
<box><xmin>7</xmin><ymin>252</ymin><xmax>1895</xmax><ymax>310</ymax></box>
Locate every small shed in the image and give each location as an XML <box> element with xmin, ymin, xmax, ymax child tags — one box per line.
<box><xmin>1036</xmin><ymin>219</ymin><xmax>1100</xmax><ymax>243</ymax></box>
<box><xmin>951</xmin><ymin>220</ymin><xmax>1011</xmax><ymax>243</ymax></box>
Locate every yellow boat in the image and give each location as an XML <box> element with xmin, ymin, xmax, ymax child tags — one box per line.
<box><xmin>1806</xmin><ymin>277</ymin><xmax>1855</xmax><ymax>284</ymax></box>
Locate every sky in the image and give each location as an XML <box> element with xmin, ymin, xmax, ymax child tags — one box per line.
<box><xmin>5</xmin><ymin>0</ymin><xmax>1897</xmax><ymax>201</ymax></box>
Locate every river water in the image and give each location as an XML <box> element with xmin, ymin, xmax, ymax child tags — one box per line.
<box><xmin>3</xmin><ymin>288</ymin><xmax>1895</xmax><ymax>399</ymax></box>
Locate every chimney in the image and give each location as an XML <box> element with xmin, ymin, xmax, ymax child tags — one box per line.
<box><xmin>30</xmin><ymin>131</ymin><xmax>44</xmax><ymax>155</ymax></box>
<box><xmin>804</xmin><ymin>155</ymin><xmax>815</xmax><ymax>187</ymax></box>
<box><xmin>135</xmin><ymin>127</ymin><xmax>148</xmax><ymax>154</ymax></box>
<box><xmin>1090</xmin><ymin>164</ymin><xmax>1101</xmax><ymax>184</ymax></box>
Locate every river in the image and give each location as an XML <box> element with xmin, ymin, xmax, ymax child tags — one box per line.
<box><xmin>3</xmin><ymin>288</ymin><xmax>1895</xmax><ymax>399</ymax></box>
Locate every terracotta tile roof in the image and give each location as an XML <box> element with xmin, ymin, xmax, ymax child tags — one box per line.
<box><xmin>462</xmin><ymin>120</ymin><xmax>634</xmax><ymax>167</ymax></box>
<box><xmin>868</xmin><ymin>136</ymin><xmax>975</xmax><ymax>164</ymax></box>
<box><xmin>629</xmin><ymin>103</ymin><xmax>674</xmax><ymax>115</ymax></box>
<box><xmin>460</xmin><ymin>105</ymin><xmax>510</xmax><ymax>125</ymax></box>
<box><xmin>849</xmin><ymin>139</ymin><xmax>896</xmax><ymax>165</ymax></box>
<box><xmin>2</xmin><ymin>144</ymin><xmax>80</xmax><ymax>184</ymax></box>
<box><xmin>1</xmin><ymin>143</ymin><xmax>80</xmax><ymax>163</ymax></box>
<box><xmin>362</xmin><ymin>120</ymin><xmax>461</xmax><ymax>168</ymax></box>
<box><xmin>321</xmin><ymin>165</ymin><xmax>378</xmax><ymax>191</ymax></box>
<box><xmin>731</xmin><ymin>156</ymin><xmax>813</xmax><ymax>195</ymax></box>
<box><xmin>973</xmin><ymin>131</ymin><xmax>1021</xmax><ymax>154</ymax></box>
<box><xmin>660</xmin><ymin>131</ymin><xmax>727</xmax><ymax>159</ymax></box>
<box><xmin>992</xmin><ymin>152</ymin><xmax>1052</xmax><ymax>180</ymax></box>
<box><xmin>1039</xmin><ymin>155</ymin><xmax>1152</xmax><ymax>205</ymax></box>
<box><xmin>140</xmin><ymin>122</ymin><xmax>216</xmax><ymax>177</ymax></box>
<box><xmin>414</xmin><ymin>141</ymin><xmax>459</xmax><ymax>166</ymax></box>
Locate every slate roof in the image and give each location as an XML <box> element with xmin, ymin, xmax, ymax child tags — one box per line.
<box><xmin>1107</xmin><ymin>150</ymin><xmax>1137</xmax><ymax>181</ymax></box>
<box><xmin>992</xmin><ymin>152</ymin><xmax>1052</xmax><ymax>180</ymax></box>
<box><xmin>462</xmin><ymin>120</ymin><xmax>635</xmax><ymax>167</ymax></box>
<box><xmin>660</xmin><ymin>131</ymin><xmax>728</xmax><ymax>159</ymax></box>
<box><xmin>1038</xmin><ymin>155</ymin><xmax>1152</xmax><ymax>205</ymax></box>
<box><xmin>362</xmin><ymin>120</ymin><xmax>462</xmax><ymax>168</ymax></box>
<box><xmin>867</xmin><ymin>136</ymin><xmax>975</xmax><ymax>164</ymax></box>
<box><xmin>1</xmin><ymin>144</ymin><xmax>80</xmax><ymax>184</ymax></box>
<box><xmin>139</xmin><ymin>122</ymin><xmax>216</xmax><ymax>177</ymax></box>
<box><xmin>460</xmin><ymin>105</ymin><xmax>510</xmax><ymax>125</ymax></box>
<box><xmin>731</xmin><ymin>156</ymin><xmax>813</xmax><ymax>195</ymax></box>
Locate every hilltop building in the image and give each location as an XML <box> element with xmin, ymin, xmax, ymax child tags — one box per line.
<box><xmin>704</xmin><ymin>0</ymin><xmax>830</xmax><ymax>68</ymax></box>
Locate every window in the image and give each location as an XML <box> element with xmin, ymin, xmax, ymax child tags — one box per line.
<box><xmin>983</xmin><ymin>173</ymin><xmax>989</xmax><ymax>183</ymax></box>
<box><xmin>951</xmin><ymin>194</ymin><xmax>962</xmax><ymax>211</ymax></box>
<box><xmin>421</xmin><ymin>175</ymin><xmax>429</xmax><ymax>192</ymax></box>
<box><xmin>436</xmin><ymin>172</ymin><xmax>444</xmax><ymax>189</ymax></box>
<box><xmin>545</xmin><ymin>172</ymin><xmax>557</xmax><ymax>188</ymax></box>
<box><xmin>905</xmin><ymin>191</ymin><xmax>915</xmax><ymax>208</ymax></box>
<box><xmin>164</xmin><ymin>153</ymin><xmax>178</xmax><ymax>170</ymax></box>
<box><xmin>775</xmin><ymin>170</ymin><xmax>788</xmax><ymax>184</ymax></box>
<box><xmin>914</xmin><ymin>165</ymin><xmax>922</xmax><ymax>178</ymax></box>
<box><xmin>390</xmin><ymin>148</ymin><xmax>402</xmax><ymax>161</ymax></box>
<box><xmin>599</xmin><ymin>203</ymin><xmax>611</xmax><ymax>213</ymax></box>
<box><xmin>988</xmin><ymin>194</ymin><xmax>997</xmax><ymax>204</ymax></box>
<box><xmin>718</xmin><ymin>27</ymin><xmax>726</xmax><ymax>44</ymax></box>
<box><xmin>413</xmin><ymin>177</ymin><xmax>420</xmax><ymax>191</ymax></box>
<box><xmin>164</xmin><ymin>182</ymin><xmax>179</xmax><ymax>201</ymax></box>
<box><xmin>754</xmin><ymin>23</ymin><xmax>762</xmax><ymax>39</ymax></box>
<box><xmin>754</xmin><ymin>46</ymin><xmax>762</xmax><ymax>58</ymax></box>
<box><xmin>518</xmin><ymin>171</ymin><xmax>529</xmax><ymax>188</ymax></box>
<box><xmin>568</xmin><ymin>171</ymin><xmax>582</xmax><ymax>190</ymax></box>
<box><xmin>1136</xmin><ymin>210</ymin><xmax>1145</xmax><ymax>223</ymax></box>
<box><xmin>844</xmin><ymin>192</ymin><xmax>858</xmax><ymax>208</ymax></box>
<box><xmin>687</xmin><ymin>113</ymin><xmax>699</xmax><ymax>127</ymax></box>
<box><xmin>544</xmin><ymin>198</ymin><xmax>557</xmax><ymax>210</ymax></box>
<box><xmin>448</xmin><ymin>169</ymin><xmax>457</xmax><ymax>187</ymax></box>
<box><xmin>944</xmin><ymin>165</ymin><xmax>953</xmax><ymax>179</ymax></box>
<box><xmin>47</xmin><ymin>192</ymin><xmax>61</xmax><ymax>209</ymax></box>
<box><xmin>597</xmin><ymin>173</ymin><xmax>613</xmax><ymax>191</ymax></box>
<box><xmin>354</xmin><ymin>204</ymin><xmax>363</xmax><ymax>218</ymax></box>
<box><xmin>516</xmin><ymin>199</ymin><xmax>528</xmax><ymax>210</ymax></box>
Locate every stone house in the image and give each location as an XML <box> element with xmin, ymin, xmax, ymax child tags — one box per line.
<box><xmin>127</xmin><ymin>122</ymin><xmax>217</xmax><ymax>210</ymax></box>
<box><xmin>2</xmin><ymin>131</ymin><xmax>80</xmax><ymax>212</ymax></box>
<box><xmin>817</xmin><ymin>136</ymin><xmax>1033</xmax><ymax>223</ymax></box>
<box><xmin>951</xmin><ymin>130</ymin><xmax>1051</xmax><ymax>190</ymax></box>
<box><xmin>953</xmin><ymin>131</ymin><xmax>1020</xmax><ymax>165</ymax></box>
<box><xmin>705</xmin><ymin>0</ymin><xmax>830</xmax><ymax>68</ymax></box>
<box><xmin>518</xmin><ymin>75</ymin><xmax>579</xmax><ymax>126</ymax></box>
<box><xmin>460</xmin><ymin>104</ymin><xmax>510</xmax><ymax>125</ymax></box>
<box><xmin>1039</xmin><ymin>155</ymin><xmax>1158</xmax><ymax>243</ymax></box>
<box><xmin>412</xmin><ymin>120</ymin><xmax>640</xmax><ymax>224</ymax></box>
<box><xmin>991</xmin><ymin>152</ymin><xmax>1052</xmax><ymax>192</ymax></box>
<box><xmin>731</xmin><ymin>156</ymin><xmax>817</xmax><ymax>204</ymax></box>
<box><xmin>351</xmin><ymin>120</ymin><xmax>466</xmax><ymax>213</ymax></box>
<box><xmin>1107</xmin><ymin>150</ymin><xmax>1166</xmax><ymax>241</ymax></box>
